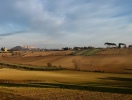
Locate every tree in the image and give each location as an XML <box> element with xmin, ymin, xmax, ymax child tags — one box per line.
<box><xmin>72</xmin><ymin>59</ymin><xmax>82</xmax><ymax>70</ymax></box>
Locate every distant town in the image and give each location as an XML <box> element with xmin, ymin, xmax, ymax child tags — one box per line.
<box><xmin>0</xmin><ymin>42</ymin><xmax>132</xmax><ymax>52</ymax></box>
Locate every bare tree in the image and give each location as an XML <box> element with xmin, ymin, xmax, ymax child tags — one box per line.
<box><xmin>72</xmin><ymin>59</ymin><xmax>83</xmax><ymax>70</ymax></box>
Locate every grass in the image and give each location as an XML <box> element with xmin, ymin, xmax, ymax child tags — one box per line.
<box><xmin>84</xmin><ymin>49</ymin><xmax>100</xmax><ymax>56</ymax></box>
<box><xmin>70</xmin><ymin>49</ymin><xmax>100</xmax><ymax>56</ymax></box>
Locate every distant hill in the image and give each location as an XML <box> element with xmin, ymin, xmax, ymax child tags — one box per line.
<box><xmin>96</xmin><ymin>48</ymin><xmax>132</xmax><ymax>55</ymax></box>
<box><xmin>70</xmin><ymin>48</ymin><xmax>132</xmax><ymax>56</ymax></box>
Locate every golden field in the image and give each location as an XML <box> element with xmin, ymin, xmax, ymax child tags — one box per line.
<box><xmin>0</xmin><ymin>49</ymin><xmax>132</xmax><ymax>100</ymax></box>
<box><xmin>0</xmin><ymin>68</ymin><xmax>132</xmax><ymax>100</ymax></box>
<box><xmin>0</xmin><ymin>87</ymin><xmax>132</xmax><ymax>100</ymax></box>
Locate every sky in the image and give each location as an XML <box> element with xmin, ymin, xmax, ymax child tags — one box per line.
<box><xmin>0</xmin><ymin>0</ymin><xmax>132</xmax><ymax>49</ymax></box>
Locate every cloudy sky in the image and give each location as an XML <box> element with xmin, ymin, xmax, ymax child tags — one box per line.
<box><xmin>0</xmin><ymin>0</ymin><xmax>132</xmax><ymax>48</ymax></box>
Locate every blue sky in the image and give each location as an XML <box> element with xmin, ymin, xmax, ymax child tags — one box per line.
<box><xmin>0</xmin><ymin>0</ymin><xmax>132</xmax><ymax>48</ymax></box>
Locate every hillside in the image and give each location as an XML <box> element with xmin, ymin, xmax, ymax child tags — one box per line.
<box><xmin>0</xmin><ymin>49</ymin><xmax>132</xmax><ymax>99</ymax></box>
<box><xmin>0</xmin><ymin>49</ymin><xmax>132</xmax><ymax>73</ymax></box>
<box><xmin>96</xmin><ymin>48</ymin><xmax>132</xmax><ymax>55</ymax></box>
<box><xmin>71</xmin><ymin>49</ymin><xmax>100</xmax><ymax>56</ymax></box>
<box><xmin>71</xmin><ymin>48</ymin><xmax>132</xmax><ymax>56</ymax></box>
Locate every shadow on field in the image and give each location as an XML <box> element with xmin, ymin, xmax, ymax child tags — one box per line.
<box><xmin>99</xmin><ymin>77</ymin><xmax>132</xmax><ymax>82</ymax></box>
<box><xmin>0</xmin><ymin>77</ymin><xmax>132</xmax><ymax>94</ymax></box>
<box><xmin>124</xmin><ymin>68</ymin><xmax>132</xmax><ymax>71</ymax></box>
<box><xmin>96</xmin><ymin>77</ymin><xmax>132</xmax><ymax>91</ymax></box>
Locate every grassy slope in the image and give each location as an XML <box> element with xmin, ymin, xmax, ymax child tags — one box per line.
<box><xmin>71</xmin><ymin>49</ymin><xmax>100</xmax><ymax>56</ymax></box>
<box><xmin>97</xmin><ymin>48</ymin><xmax>132</xmax><ymax>55</ymax></box>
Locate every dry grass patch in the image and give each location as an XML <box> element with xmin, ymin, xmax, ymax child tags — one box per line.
<box><xmin>0</xmin><ymin>87</ymin><xmax>132</xmax><ymax>100</ymax></box>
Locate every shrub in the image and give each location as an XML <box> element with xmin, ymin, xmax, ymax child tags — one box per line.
<box><xmin>72</xmin><ymin>59</ymin><xmax>82</xmax><ymax>71</ymax></box>
<box><xmin>47</xmin><ymin>62</ymin><xmax>52</xmax><ymax>67</ymax></box>
<box><xmin>59</xmin><ymin>65</ymin><xmax>62</xmax><ymax>68</ymax></box>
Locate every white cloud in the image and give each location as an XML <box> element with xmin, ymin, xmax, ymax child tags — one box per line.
<box><xmin>15</xmin><ymin>0</ymin><xmax>65</xmax><ymax>33</ymax></box>
<box><xmin>0</xmin><ymin>0</ymin><xmax>132</xmax><ymax>48</ymax></box>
